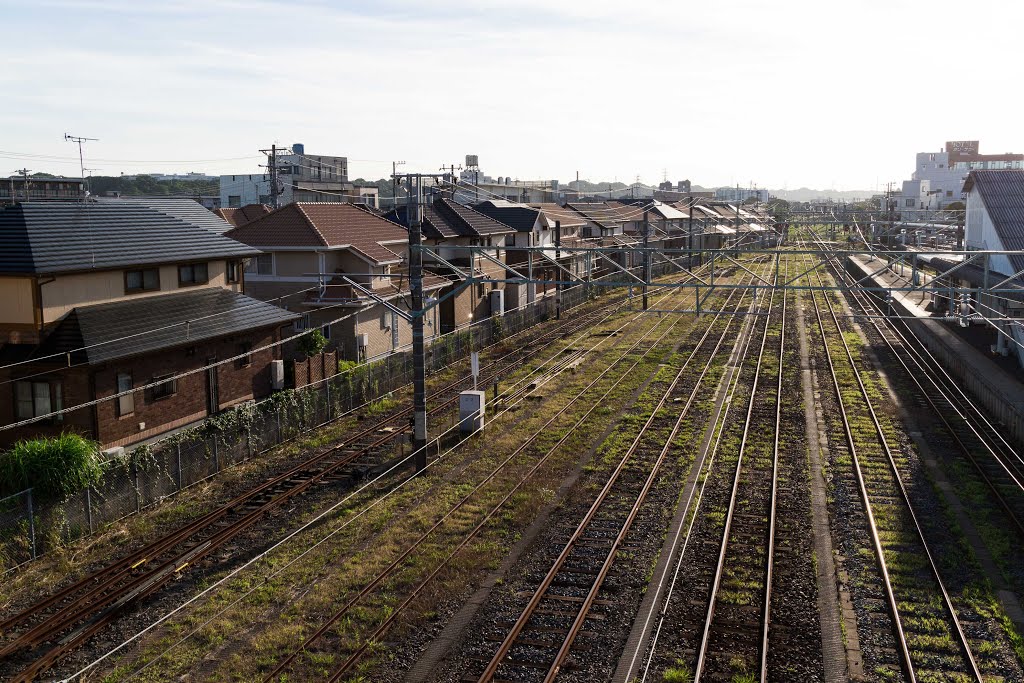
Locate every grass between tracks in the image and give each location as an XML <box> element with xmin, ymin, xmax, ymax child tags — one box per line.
<box><xmin>93</xmin><ymin>286</ymin><xmax>713</xmax><ymax>681</ymax></box>
<box><xmin>806</xmin><ymin>255</ymin><xmax>1024</xmax><ymax>678</ymax></box>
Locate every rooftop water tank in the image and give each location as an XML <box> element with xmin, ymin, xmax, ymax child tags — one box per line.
<box><xmin>292</xmin><ymin>143</ymin><xmax>305</xmax><ymax>155</ymax></box>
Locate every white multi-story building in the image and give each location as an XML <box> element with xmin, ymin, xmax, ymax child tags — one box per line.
<box><xmin>898</xmin><ymin>141</ymin><xmax>1024</xmax><ymax>216</ymax></box>
<box><xmin>219</xmin><ymin>144</ymin><xmax>377</xmax><ymax>209</ymax></box>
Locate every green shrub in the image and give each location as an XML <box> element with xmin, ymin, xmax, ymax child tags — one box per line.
<box><xmin>297</xmin><ymin>328</ymin><xmax>328</xmax><ymax>358</ymax></box>
<box><xmin>0</xmin><ymin>433</ymin><xmax>103</xmax><ymax>500</ymax></box>
<box><xmin>338</xmin><ymin>359</ymin><xmax>359</xmax><ymax>374</ymax></box>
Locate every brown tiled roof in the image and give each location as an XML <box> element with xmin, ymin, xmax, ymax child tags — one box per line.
<box><xmin>225</xmin><ymin>202</ymin><xmax>408</xmax><ymax>265</ymax></box>
<box><xmin>214</xmin><ymin>204</ymin><xmax>272</xmax><ymax>228</ymax></box>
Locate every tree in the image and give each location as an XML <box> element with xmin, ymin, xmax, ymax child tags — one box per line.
<box><xmin>764</xmin><ymin>198</ymin><xmax>791</xmax><ymax>222</ymax></box>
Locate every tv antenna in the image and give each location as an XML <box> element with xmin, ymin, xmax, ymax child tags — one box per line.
<box><xmin>65</xmin><ymin>133</ymin><xmax>98</xmax><ymax>199</ymax></box>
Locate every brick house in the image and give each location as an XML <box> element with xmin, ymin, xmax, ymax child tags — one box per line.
<box><xmin>224</xmin><ymin>202</ymin><xmax>448</xmax><ymax>362</ymax></box>
<box><xmin>0</xmin><ymin>201</ymin><xmax>297</xmax><ymax>449</ymax></box>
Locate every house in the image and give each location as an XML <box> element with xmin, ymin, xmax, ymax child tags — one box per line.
<box><xmin>2</xmin><ymin>176</ymin><xmax>85</xmax><ymax>205</ymax></box>
<box><xmin>472</xmin><ymin>200</ymin><xmax>590</xmax><ymax>309</ymax></box>
<box><xmin>386</xmin><ymin>195</ymin><xmax>516</xmax><ymax>329</ymax></box>
<box><xmin>561</xmin><ymin>203</ymin><xmax>638</xmax><ymax>275</ymax></box>
<box><xmin>0</xmin><ymin>201</ymin><xmax>297</xmax><ymax>449</ymax></box>
<box><xmin>224</xmin><ymin>202</ymin><xmax>447</xmax><ymax>362</ymax></box>
<box><xmin>963</xmin><ymin>170</ymin><xmax>1024</xmax><ymax>278</ymax></box>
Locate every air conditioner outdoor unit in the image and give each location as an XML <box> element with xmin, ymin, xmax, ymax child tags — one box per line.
<box><xmin>271</xmin><ymin>359</ymin><xmax>285</xmax><ymax>390</ymax></box>
<box><xmin>357</xmin><ymin>333</ymin><xmax>369</xmax><ymax>348</ymax></box>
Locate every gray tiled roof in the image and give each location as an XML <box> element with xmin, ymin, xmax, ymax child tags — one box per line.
<box><xmin>471</xmin><ymin>201</ymin><xmax>540</xmax><ymax>232</ymax></box>
<box><xmin>0</xmin><ymin>202</ymin><xmax>260</xmax><ymax>275</ymax></box>
<box><xmin>963</xmin><ymin>170</ymin><xmax>1024</xmax><ymax>272</ymax></box>
<box><xmin>36</xmin><ymin>287</ymin><xmax>298</xmax><ymax>364</ymax></box>
<box><xmin>98</xmin><ymin>197</ymin><xmax>234</xmax><ymax>234</ymax></box>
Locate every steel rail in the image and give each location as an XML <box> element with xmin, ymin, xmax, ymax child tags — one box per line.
<box><xmin>0</xmin><ymin>281</ymin><xmax>662</xmax><ymax>681</ymax></box>
<box><xmin>759</xmin><ymin>253</ymin><xmax>787</xmax><ymax>682</ymax></box>
<box><xmin>806</xmin><ymin>244</ymin><xmax>983</xmax><ymax>683</ymax></box>
<box><xmin>811</xmin><ymin>227</ymin><xmax>1024</xmax><ymax>540</ymax></box>
<box><xmin>475</xmin><ymin>260</ymin><xmax>774</xmax><ymax>683</ymax></box>
<box><xmin>692</xmin><ymin>261</ymin><xmax>777</xmax><ymax>682</ymax></box>
<box><xmin>262</xmin><ymin>267</ymin><xmax>723</xmax><ymax>683</ymax></box>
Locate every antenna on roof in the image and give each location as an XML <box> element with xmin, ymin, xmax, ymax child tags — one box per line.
<box><xmin>64</xmin><ymin>133</ymin><xmax>98</xmax><ymax>201</ymax></box>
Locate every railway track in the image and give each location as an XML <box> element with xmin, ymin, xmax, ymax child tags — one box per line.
<box><xmin>0</xmin><ymin>276</ymin><xmax>682</xmax><ymax>682</ymax></box>
<box><xmin>813</xmin><ymin>226</ymin><xmax>1024</xmax><ymax>540</ymax></box>
<box><xmin>803</xmin><ymin>244</ymin><xmax>985</xmax><ymax>682</ymax></box>
<box><xmin>689</xmin><ymin>259</ymin><xmax>784</xmax><ymax>682</ymax></box>
<box><xmin>468</xmin><ymin>258</ymin><xmax>776</xmax><ymax>683</ymax></box>
<box><xmin>241</xmin><ymin>260</ymin><xmax>738</xmax><ymax>682</ymax></box>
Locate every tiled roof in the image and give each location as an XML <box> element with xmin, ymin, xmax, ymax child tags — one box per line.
<box><xmin>35</xmin><ymin>287</ymin><xmax>298</xmax><ymax>364</ymax></box>
<box><xmin>97</xmin><ymin>197</ymin><xmax>235</xmax><ymax>234</ymax></box>
<box><xmin>471</xmin><ymin>200</ymin><xmax>539</xmax><ymax>232</ymax></box>
<box><xmin>0</xmin><ymin>202</ymin><xmax>260</xmax><ymax>275</ymax></box>
<box><xmin>386</xmin><ymin>197</ymin><xmax>515</xmax><ymax>239</ymax></box>
<box><xmin>214</xmin><ymin>204</ymin><xmax>272</xmax><ymax>228</ymax></box>
<box><xmin>565</xmin><ymin>203</ymin><xmax>623</xmax><ymax>230</ymax></box>
<box><xmin>436</xmin><ymin>198</ymin><xmax>515</xmax><ymax>236</ymax></box>
<box><xmin>964</xmin><ymin>170</ymin><xmax>1024</xmax><ymax>272</ymax></box>
<box><xmin>225</xmin><ymin>202</ymin><xmax>408</xmax><ymax>265</ymax></box>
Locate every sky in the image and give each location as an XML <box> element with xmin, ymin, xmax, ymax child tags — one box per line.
<box><xmin>1</xmin><ymin>0</ymin><xmax>1020</xmax><ymax>193</ymax></box>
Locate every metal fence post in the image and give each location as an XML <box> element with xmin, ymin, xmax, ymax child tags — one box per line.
<box><xmin>26</xmin><ymin>489</ymin><xmax>36</xmax><ymax>560</ymax></box>
<box><xmin>132</xmin><ymin>460</ymin><xmax>140</xmax><ymax>513</ymax></box>
<box><xmin>176</xmin><ymin>443</ymin><xmax>183</xmax><ymax>490</ymax></box>
<box><xmin>85</xmin><ymin>487</ymin><xmax>94</xmax><ymax>533</ymax></box>
<box><xmin>212</xmin><ymin>436</ymin><xmax>220</xmax><ymax>473</ymax></box>
<box><xmin>276</xmin><ymin>405</ymin><xmax>283</xmax><ymax>443</ymax></box>
<box><xmin>325</xmin><ymin>378</ymin><xmax>332</xmax><ymax>421</ymax></box>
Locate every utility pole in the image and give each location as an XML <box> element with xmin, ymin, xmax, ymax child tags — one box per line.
<box><xmin>642</xmin><ymin>208</ymin><xmax>650</xmax><ymax>311</ymax></box>
<box><xmin>64</xmin><ymin>133</ymin><xmax>97</xmax><ymax>201</ymax></box>
<box><xmin>259</xmin><ymin>145</ymin><xmax>283</xmax><ymax>209</ymax></box>
<box><xmin>407</xmin><ymin>174</ymin><xmax>427</xmax><ymax>471</ymax></box>
<box><xmin>392</xmin><ymin>160</ymin><xmax>405</xmax><ymax>208</ymax></box>
<box><xmin>555</xmin><ymin>220</ymin><xmax>562</xmax><ymax>320</ymax></box>
<box><xmin>16</xmin><ymin>168</ymin><xmax>31</xmax><ymax>201</ymax></box>
<box><xmin>687</xmin><ymin>195</ymin><xmax>695</xmax><ymax>266</ymax></box>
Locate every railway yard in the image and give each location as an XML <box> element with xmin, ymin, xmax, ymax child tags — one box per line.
<box><xmin>3</xmin><ymin>229</ymin><xmax>1024</xmax><ymax>683</ymax></box>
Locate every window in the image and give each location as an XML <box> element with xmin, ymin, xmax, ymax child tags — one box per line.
<box><xmin>151</xmin><ymin>374</ymin><xmax>177</xmax><ymax>401</ymax></box>
<box><xmin>905</xmin><ymin>199</ymin><xmax>915</xmax><ymax>207</ymax></box>
<box><xmin>15</xmin><ymin>381</ymin><xmax>62</xmax><ymax>421</ymax></box>
<box><xmin>258</xmin><ymin>194</ymin><xmax>271</xmax><ymax>205</ymax></box>
<box><xmin>946</xmin><ymin>190</ymin><xmax>953</xmax><ymax>197</ymax></box>
<box><xmin>294</xmin><ymin>313</ymin><xmax>311</xmax><ymax>331</ymax></box>
<box><xmin>237</xmin><ymin>342</ymin><xmax>252</xmax><ymax>368</ymax></box>
<box><xmin>322</xmin><ymin>324</ymin><xmax>331</xmax><ymax>340</ymax></box>
<box><xmin>117</xmin><ymin>372</ymin><xmax>134</xmax><ymax>416</ymax></box>
<box><xmin>246</xmin><ymin>254</ymin><xmax>273</xmax><ymax>275</ymax></box>
<box><xmin>125</xmin><ymin>268</ymin><xmax>160</xmax><ymax>293</ymax></box>
<box><xmin>226</xmin><ymin>260</ymin><xmax>241</xmax><ymax>284</ymax></box>
<box><xmin>228</xmin><ymin>195</ymin><xmax>241</xmax><ymax>208</ymax></box>
<box><xmin>178</xmin><ymin>262</ymin><xmax>209</xmax><ymax>286</ymax></box>
<box><xmin>477</xmin><ymin>282</ymin><xmax>485</xmax><ymax>298</ymax></box>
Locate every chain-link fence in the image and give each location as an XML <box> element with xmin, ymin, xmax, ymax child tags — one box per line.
<box><xmin>0</xmin><ymin>267</ymin><xmax>680</xmax><ymax>568</ymax></box>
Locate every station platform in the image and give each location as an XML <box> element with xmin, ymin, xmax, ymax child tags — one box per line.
<box><xmin>846</xmin><ymin>253</ymin><xmax>1024</xmax><ymax>446</ymax></box>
